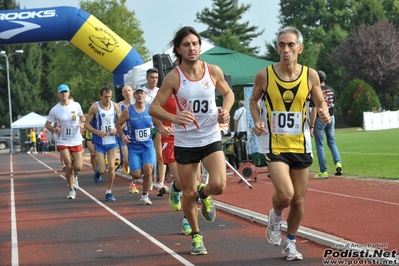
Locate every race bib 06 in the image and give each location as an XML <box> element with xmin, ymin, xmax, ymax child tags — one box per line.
<box><xmin>135</xmin><ymin>128</ymin><xmax>151</xmax><ymax>142</ymax></box>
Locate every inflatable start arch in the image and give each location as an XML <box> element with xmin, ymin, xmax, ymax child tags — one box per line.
<box><xmin>0</xmin><ymin>6</ymin><xmax>143</xmax><ymax>86</ymax></box>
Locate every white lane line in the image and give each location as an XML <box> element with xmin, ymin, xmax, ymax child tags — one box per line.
<box><xmin>10</xmin><ymin>178</ymin><xmax>19</xmax><ymax>266</ymax></box>
<box><xmin>339</xmin><ymin>152</ymin><xmax>399</xmax><ymax>156</ymax></box>
<box><xmin>75</xmin><ymin>185</ymin><xmax>193</xmax><ymax>266</ymax></box>
<box><xmin>307</xmin><ymin>187</ymin><xmax>399</xmax><ymax>206</ymax></box>
<box><xmin>258</xmin><ymin>179</ymin><xmax>399</xmax><ymax>206</ymax></box>
<box><xmin>12</xmin><ymin>155</ymin><xmax>193</xmax><ymax>265</ymax></box>
<box><xmin>10</xmin><ymin>154</ymin><xmax>13</xmax><ymax>176</ymax></box>
<box><xmin>30</xmin><ymin>155</ymin><xmax>55</xmax><ymax>171</ymax></box>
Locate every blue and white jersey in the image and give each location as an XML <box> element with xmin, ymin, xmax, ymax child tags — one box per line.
<box><xmin>92</xmin><ymin>101</ymin><xmax>117</xmax><ymax>145</ymax></box>
<box><xmin>126</xmin><ymin>103</ymin><xmax>153</xmax><ymax>148</ymax></box>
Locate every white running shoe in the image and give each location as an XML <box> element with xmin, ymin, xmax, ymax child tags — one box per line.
<box><xmin>73</xmin><ymin>177</ymin><xmax>79</xmax><ymax>189</ymax></box>
<box><xmin>140</xmin><ymin>194</ymin><xmax>152</xmax><ymax>205</ymax></box>
<box><xmin>67</xmin><ymin>190</ymin><xmax>76</xmax><ymax>199</ymax></box>
<box><xmin>282</xmin><ymin>238</ymin><xmax>303</xmax><ymax>260</ymax></box>
<box><xmin>266</xmin><ymin>209</ymin><xmax>282</xmax><ymax>245</ymax></box>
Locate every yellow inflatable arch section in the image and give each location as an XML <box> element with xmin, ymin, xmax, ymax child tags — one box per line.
<box><xmin>0</xmin><ymin>6</ymin><xmax>143</xmax><ymax>85</ymax></box>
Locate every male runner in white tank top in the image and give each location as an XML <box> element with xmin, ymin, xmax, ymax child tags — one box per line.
<box><xmin>149</xmin><ymin>26</ymin><xmax>234</xmax><ymax>255</ymax></box>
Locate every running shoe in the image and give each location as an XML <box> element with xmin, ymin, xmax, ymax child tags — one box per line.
<box><xmin>282</xmin><ymin>238</ymin><xmax>303</xmax><ymax>261</ymax></box>
<box><xmin>169</xmin><ymin>181</ymin><xmax>181</xmax><ymax>211</ymax></box>
<box><xmin>73</xmin><ymin>176</ymin><xmax>79</xmax><ymax>189</ymax></box>
<box><xmin>266</xmin><ymin>209</ymin><xmax>282</xmax><ymax>246</ymax></box>
<box><xmin>181</xmin><ymin>218</ymin><xmax>192</xmax><ymax>236</ymax></box>
<box><xmin>93</xmin><ymin>166</ymin><xmax>101</xmax><ymax>183</ymax></box>
<box><xmin>105</xmin><ymin>193</ymin><xmax>116</xmax><ymax>201</ymax></box>
<box><xmin>157</xmin><ymin>185</ymin><xmax>167</xmax><ymax>197</ymax></box>
<box><xmin>26</xmin><ymin>151</ymin><xmax>31</xmax><ymax>154</ymax></box>
<box><xmin>67</xmin><ymin>190</ymin><xmax>76</xmax><ymax>199</ymax></box>
<box><xmin>123</xmin><ymin>164</ymin><xmax>130</xmax><ymax>174</ymax></box>
<box><xmin>191</xmin><ymin>234</ymin><xmax>207</xmax><ymax>255</ymax></box>
<box><xmin>140</xmin><ymin>194</ymin><xmax>152</xmax><ymax>205</ymax></box>
<box><xmin>197</xmin><ymin>183</ymin><xmax>216</xmax><ymax>222</ymax></box>
<box><xmin>129</xmin><ymin>183</ymin><xmax>139</xmax><ymax>193</ymax></box>
<box><xmin>335</xmin><ymin>162</ymin><xmax>343</xmax><ymax>176</ymax></box>
<box><xmin>314</xmin><ymin>172</ymin><xmax>328</xmax><ymax>179</ymax></box>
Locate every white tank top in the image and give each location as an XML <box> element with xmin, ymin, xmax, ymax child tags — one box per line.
<box><xmin>92</xmin><ymin>101</ymin><xmax>117</xmax><ymax>145</ymax></box>
<box><xmin>174</xmin><ymin>62</ymin><xmax>221</xmax><ymax>147</ymax></box>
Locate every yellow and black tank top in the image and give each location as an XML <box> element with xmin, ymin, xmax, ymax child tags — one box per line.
<box><xmin>258</xmin><ymin>65</ymin><xmax>312</xmax><ymax>154</ymax></box>
<box><xmin>84</xmin><ymin>129</ymin><xmax>92</xmax><ymax>141</ymax></box>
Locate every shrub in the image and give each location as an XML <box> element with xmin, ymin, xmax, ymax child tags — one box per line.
<box><xmin>340</xmin><ymin>79</ymin><xmax>380</xmax><ymax>127</ymax></box>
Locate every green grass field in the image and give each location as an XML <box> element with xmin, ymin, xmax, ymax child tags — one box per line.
<box><xmin>309</xmin><ymin>127</ymin><xmax>399</xmax><ymax>180</ymax></box>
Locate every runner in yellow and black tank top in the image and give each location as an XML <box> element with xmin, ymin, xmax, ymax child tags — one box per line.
<box><xmin>84</xmin><ymin>129</ymin><xmax>92</xmax><ymax>141</ymax></box>
<box><xmin>260</xmin><ymin>65</ymin><xmax>312</xmax><ymax>154</ymax></box>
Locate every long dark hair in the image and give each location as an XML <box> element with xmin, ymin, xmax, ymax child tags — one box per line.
<box><xmin>169</xmin><ymin>26</ymin><xmax>201</xmax><ymax>64</ymax></box>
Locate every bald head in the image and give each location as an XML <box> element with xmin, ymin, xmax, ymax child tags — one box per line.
<box><xmin>122</xmin><ymin>85</ymin><xmax>133</xmax><ymax>93</ymax></box>
<box><xmin>121</xmin><ymin>85</ymin><xmax>133</xmax><ymax>102</ymax></box>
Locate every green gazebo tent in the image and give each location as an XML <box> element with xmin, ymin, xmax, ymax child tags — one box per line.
<box><xmin>200</xmin><ymin>46</ymin><xmax>275</xmax><ymax>86</ymax></box>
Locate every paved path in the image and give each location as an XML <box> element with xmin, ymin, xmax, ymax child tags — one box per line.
<box><xmin>0</xmin><ymin>151</ymin><xmax>398</xmax><ymax>265</ymax></box>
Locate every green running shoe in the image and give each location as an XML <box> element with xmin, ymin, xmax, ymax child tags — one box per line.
<box><xmin>197</xmin><ymin>183</ymin><xmax>216</xmax><ymax>222</ymax></box>
<box><xmin>314</xmin><ymin>172</ymin><xmax>328</xmax><ymax>179</ymax></box>
<box><xmin>169</xmin><ymin>181</ymin><xmax>181</xmax><ymax>211</ymax></box>
<box><xmin>191</xmin><ymin>234</ymin><xmax>207</xmax><ymax>255</ymax></box>
<box><xmin>181</xmin><ymin>218</ymin><xmax>192</xmax><ymax>235</ymax></box>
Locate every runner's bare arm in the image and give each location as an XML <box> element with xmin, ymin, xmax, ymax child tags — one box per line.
<box><xmin>149</xmin><ymin>69</ymin><xmax>194</xmax><ymax>126</ymax></box>
<box><xmin>209</xmin><ymin>64</ymin><xmax>234</xmax><ymax>124</ymax></box>
<box><xmin>84</xmin><ymin>103</ymin><xmax>106</xmax><ymax>137</ymax></box>
<box><xmin>250</xmin><ymin>68</ymin><xmax>267</xmax><ymax>136</ymax></box>
<box><xmin>116</xmin><ymin>108</ymin><xmax>130</xmax><ymax>143</ymax></box>
<box><xmin>309</xmin><ymin>68</ymin><xmax>330</xmax><ymax>124</ymax></box>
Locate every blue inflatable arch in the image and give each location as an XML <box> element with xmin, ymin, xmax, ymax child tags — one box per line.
<box><xmin>0</xmin><ymin>6</ymin><xmax>143</xmax><ymax>85</ymax></box>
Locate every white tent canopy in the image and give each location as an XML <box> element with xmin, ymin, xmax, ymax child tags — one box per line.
<box><xmin>124</xmin><ymin>40</ymin><xmax>214</xmax><ymax>87</ymax></box>
<box><xmin>11</xmin><ymin>112</ymin><xmax>47</xmax><ymax>129</ymax></box>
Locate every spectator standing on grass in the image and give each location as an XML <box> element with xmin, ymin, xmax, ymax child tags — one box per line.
<box><xmin>250</xmin><ymin>26</ymin><xmax>330</xmax><ymax>261</ymax></box>
<box><xmin>310</xmin><ymin>70</ymin><xmax>342</xmax><ymax>178</ymax></box>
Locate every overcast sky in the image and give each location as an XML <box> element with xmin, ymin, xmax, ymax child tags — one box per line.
<box><xmin>16</xmin><ymin>0</ymin><xmax>280</xmax><ymax>56</ymax></box>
